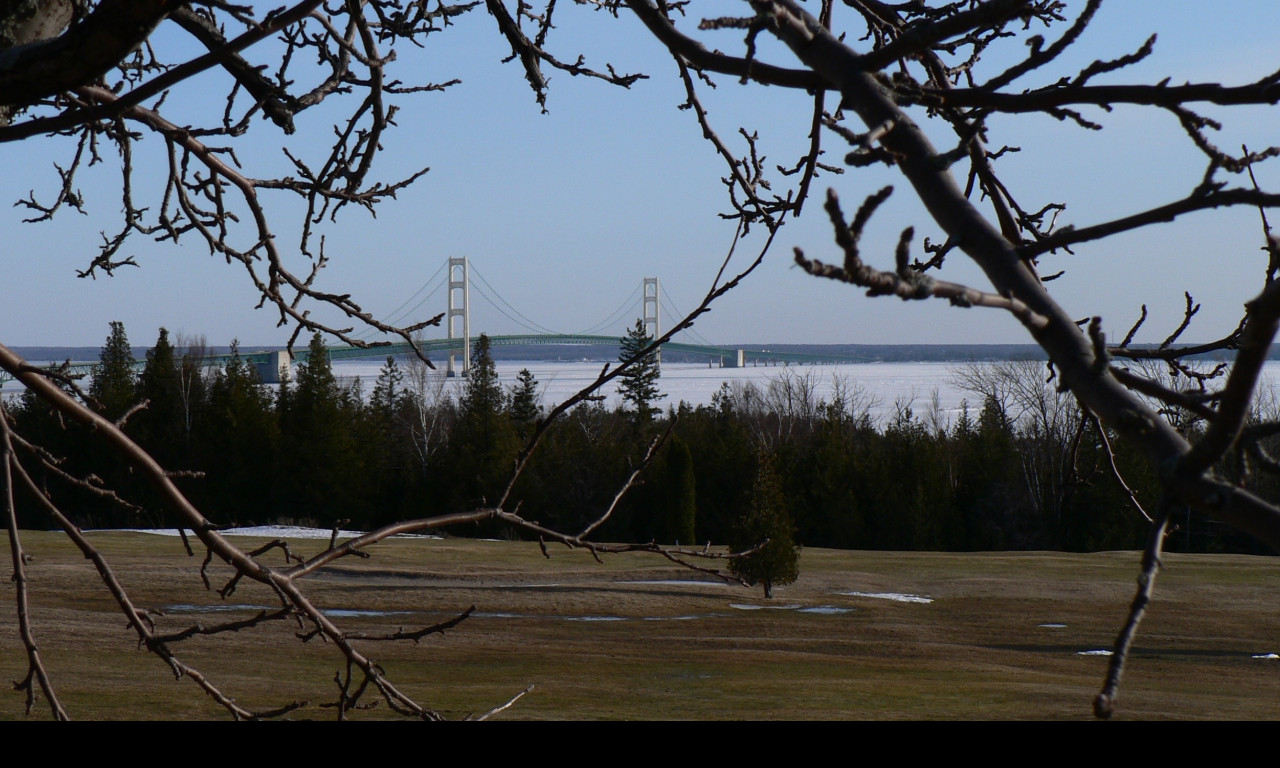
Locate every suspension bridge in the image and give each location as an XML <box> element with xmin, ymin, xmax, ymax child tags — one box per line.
<box><xmin>3</xmin><ymin>257</ymin><xmax>863</xmax><ymax>385</ymax></box>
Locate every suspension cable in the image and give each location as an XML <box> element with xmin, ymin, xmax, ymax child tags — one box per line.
<box><xmin>574</xmin><ymin>282</ymin><xmax>644</xmax><ymax>336</ymax></box>
<box><xmin>470</xmin><ymin>265</ymin><xmax>563</xmax><ymax>335</ymax></box>
<box><xmin>356</xmin><ymin>261</ymin><xmax>448</xmax><ymax>340</ymax></box>
<box><xmin>660</xmin><ymin>293</ymin><xmax>715</xmax><ymax>346</ymax></box>
<box><xmin>470</xmin><ymin>279</ymin><xmax>560</xmax><ymax>335</ymax></box>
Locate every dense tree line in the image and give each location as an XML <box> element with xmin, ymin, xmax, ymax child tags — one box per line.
<box><xmin>5</xmin><ymin>323</ymin><xmax>1276</xmax><ymax>556</ymax></box>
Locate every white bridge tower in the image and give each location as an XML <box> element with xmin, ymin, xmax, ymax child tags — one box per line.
<box><xmin>643</xmin><ymin>276</ymin><xmax>660</xmax><ymax>367</ymax></box>
<box><xmin>447</xmin><ymin>256</ymin><xmax>470</xmax><ymax>377</ymax></box>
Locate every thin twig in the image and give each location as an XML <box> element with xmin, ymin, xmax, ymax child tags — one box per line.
<box><xmin>1094</xmin><ymin>498</ymin><xmax>1173</xmax><ymax>719</ymax></box>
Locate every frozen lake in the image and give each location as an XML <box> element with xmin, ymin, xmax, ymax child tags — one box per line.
<box><xmin>11</xmin><ymin>354</ymin><xmax>1277</xmax><ymax>429</ymax></box>
<box><xmin>334</xmin><ymin>357</ymin><xmax>1280</xmax><ymax>426</ymax></box>
<box><xmin>332</xmin><ymin>358</ymin><xmax>978</xmax><ymax>425</ymax></box>
<box><xmin>1</xmin><ymin>357</ymin><xmax>968</xmax><ymax>424</ymax></box>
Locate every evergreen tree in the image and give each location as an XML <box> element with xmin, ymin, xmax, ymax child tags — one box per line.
<box><xmin>948</xmin><ymin>396</ymin><xmax>1013</xmax><ymax>549</ymax></box>
<box><xmin>295</xmin><ymin>333</ymin><xmax>340</xmax><ymax>405</ymax></box>
<box><xmin>730</xmin><ymin>451</ymin><xmax>800</xmax><ymax>599</ymax></box>
<box><xmin>617</xmin><ymin>319</ymin><xmax>663</xmax><ymax>423</ymax></box>
<box><xmin>136</xmin><ymin>327</ymin><xmax>187</xmax><ymax>463</ymax></box>
<box><xmin>371</xmin><ymin>356</ymin><xmax>406</xmax><ymax>417</ymax></box>
<box><xmin>512</xmin><ymin>401</ymin><xmax>630</xmax><ymax>537</ymax></box>
<box><xmin>365</xmin><ymin>356</ymin><xmax>425</xmax><ymax>527</ymax></box>
<box><xmin>659</xmin><ymin>435</ymin><xmax>697</xmax><ymax>545</ymax></box>
<box><xmin>278</xmin><ymin>333</ymin><xmax>365</xmax><ymax>525</ymax></box>
<box><xmin>509</xmin><ymin>368</ymin><xmax>542</xmax><ymax>425</ymax></box>
<box><xmin>9</xmin><ymin>364</ymin><xmax>90</xmax><ymax>526</ymax></box>
<box><xmin>675</xmin><ymin>396</ymin><xmax>755</xmax><ymax>545</ymax></box>
<box><xmin>449</xmin><ymin>334</ymin><xmax>519</xmax><ymax>518</ymax></box>
<box><xmin>132</xmin><ymin>328</ymin><xmax>205</xmax><ymax>529</ymax></box>
<box><xmin>785</xmin><ymin>402</ymin><xmax>871</xmax><ymax>550</ymax></box>
<box><xmin>77</xmin><ymin>321</ymin><xmax>151</xmax><ymax>525</ymax></box>
<box><xmin>90</xmin><ymin>321</ymin><xmax>137</xmax><ymax>420</ymax></box>
<box><xmin>197</xmin><ymin>341</ymin><xmax>279</xmax><ymax>526</ymax></box>
<box><xmin>460</xmin><ymin>334</ymin><xmax>506</xmax><ymax>418</ymax></box>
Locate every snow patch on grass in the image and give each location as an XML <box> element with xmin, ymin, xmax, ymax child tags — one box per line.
<box><xmin>837</xmin><ymin>591</ymin><xmax>933</xmax><ymax>604</ymax></box>
<box><xmin>122</xmin><ymin>525</ymin><xmax>441</xmax><ymax>540</ymax></box>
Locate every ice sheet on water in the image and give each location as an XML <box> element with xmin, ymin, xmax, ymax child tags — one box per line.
<box><xmin>330</xmin><ymin>359</ymin><xmax>975</xmax><ymax>426</ymax></box>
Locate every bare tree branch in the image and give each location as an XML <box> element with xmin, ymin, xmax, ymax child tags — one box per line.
<box><xmin>1094</xmin><ymin>498</ymin><xmax>1172</xmax><ymax>720</ymax></box>
<box><xmin>0</xmin><ymin>403</ymin><xmax>69</xmax><ymax>720</ymax></box>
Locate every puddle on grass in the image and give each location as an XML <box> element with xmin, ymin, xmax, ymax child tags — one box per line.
<box><xmin>475</xmin><ymin>610</ymin><xmax>725</xmax><ymax>622</ymax></box>
<box><xmin>643</xmin><ymin>615</ymin><xmax>705</xmax><ymax>621</ymax></box>
<box><xmin>1078</xmin><ymin>649</ymin><xmax>1114</xmax><ymax>656</ymax></box>
<box><xmin>799</xmin><ymin>605</ymin><xmax>855</xmax><ymax>615</ymax></box>
<box><xmin>729</xmin><ymin>603</ymin><xmax>852</xmax><ymax>614</ymax></box>
<box><xmin>836</xmin><ymin>591</ymin><xmax>933</xmax><ymax>604</ymax></box>
<box><xmin>160</xmin><ymin>601</ymin><xmax>843</xmax><ymax>623</ymax></box>
<box><xmin>163</xmin><ymin>603</ymin><xmax>422</xmax><ymax>620</ymax></box>
<box><xmin>621</xmin><ymin>580</ymin><xmax>733</xmax><ymax>587</ymax></box>
<box><xmin>1039</xmin><ymin>623</ymin><xmax>1068</xmax><ymax>628</ymax></box>
<box><xmin>167</xmin><ymin>606</ymin><xmax>424</xmax><ymax>619</ymax></box>
<box><xmin>160</xmin><ymin>603</ymin><xmax>272</xmax><ymax>614</ymax></box>
<box><xmin>729</xmin><ymin>603</ymin><xmax>803</xmax><ymax>611</ymax></box>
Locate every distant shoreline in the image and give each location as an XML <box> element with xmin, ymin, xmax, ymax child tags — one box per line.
<box><xmin>10</xmin><ymin>342</ymin><xmax>1245</xmax><ymax>365</ymax></box>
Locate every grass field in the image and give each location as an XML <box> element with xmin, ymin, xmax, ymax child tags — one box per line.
<box><xmin>2</xmin><ymin>530</ymin><xmax>1280</xmax><ymax>720</ymax></box>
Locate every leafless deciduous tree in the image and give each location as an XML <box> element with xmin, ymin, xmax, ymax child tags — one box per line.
<box><xmin>0</xmin><ymin>0</ymin><xmax>767</xmax><ymax>719</ymax></box>
<box><xmin>619</xmin><ymin>0</ymin><xmax>1280</xmax><ymax>718</ymax></box>
<box><xmin>4</xmin><ymin>0</ymin><xmax>1280</xmax><ymax>719</ymax></box>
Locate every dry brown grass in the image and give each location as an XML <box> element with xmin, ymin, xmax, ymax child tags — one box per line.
<box><xmin>2</xmin><ymin>531</ymin><xmax>1280</xmax><ymax>720</ymax></box>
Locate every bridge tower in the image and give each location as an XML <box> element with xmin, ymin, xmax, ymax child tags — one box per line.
<box><xmin>447</xmin><ymin>256</ymin><xmax>470</xmax><ymax>377</ymax></box>
<box><xmin>643</xmin><ymin>276</ymin><xmax>660</xmax><ymax>367</ymax></box>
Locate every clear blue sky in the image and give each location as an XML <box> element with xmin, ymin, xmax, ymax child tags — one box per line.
<box><xmin>3</xmin><ymin>1</ymin><xmax>1278</xmax><ymax>350</ymax></box>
